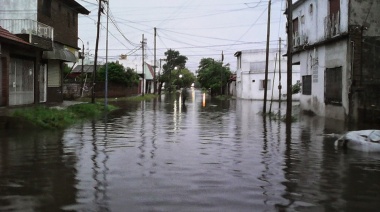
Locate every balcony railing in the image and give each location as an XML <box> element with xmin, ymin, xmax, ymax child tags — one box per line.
<box><xmin>324</xmin><ymin>11</ymin><xmax>340</xmax><ymax>38</ymax></box>
<box><xmin>0</xmin><ymin>19</ymin><xmax>54</xmax><ymax>41</ymax></box>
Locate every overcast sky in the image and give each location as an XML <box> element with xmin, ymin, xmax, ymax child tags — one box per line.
<box><xmin>77</xmin><ymin>0</ymin><xmax>287</xmax><ymax>72</ymax></box>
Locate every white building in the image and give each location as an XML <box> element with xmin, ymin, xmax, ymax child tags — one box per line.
<box><xmin>234</xmin><ymin>49</ymin><xmax>300</xmax><ymax>101</ymax></box>
<box><xmin>291</xmin><ymin>0</ymin><xmax>380</xmax><ymax>122</ymax></box>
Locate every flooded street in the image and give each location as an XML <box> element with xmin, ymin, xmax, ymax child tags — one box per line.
<box><xmin>1</xmin><ymin>89</ymin><xmax>380</xmax><ymax>211</ymax></box>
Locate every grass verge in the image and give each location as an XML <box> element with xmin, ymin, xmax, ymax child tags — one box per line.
<box><xmin>12</xmin><ymin>103</ymin><xmax>118</xmax><ymax>129</ymax></box>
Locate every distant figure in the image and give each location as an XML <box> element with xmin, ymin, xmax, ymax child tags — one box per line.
<box><xmin>181</xmin><ymin>88</ymin><xmax>188</xmax><ymax>105</ymax></box>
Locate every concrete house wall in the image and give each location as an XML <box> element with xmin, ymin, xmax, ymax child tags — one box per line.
<box><xmin>235</xmin><ymin>49</ymin><xmax>300</xmax><ymax>101</ymax></box>
<box><xmin>292</xmin><ymin>0</ymin><xmax>380</xmax><ymax>122</ymax></box>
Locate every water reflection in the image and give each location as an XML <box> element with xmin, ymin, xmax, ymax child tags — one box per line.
<box><xmin>1</xmin><ymin>90</ymin><xmax>380</xmax><ymax>211</ymax></box>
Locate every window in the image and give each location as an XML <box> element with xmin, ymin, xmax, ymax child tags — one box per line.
<box><xmin>329</xmin><ymin>0</ymin><xmax>340</xmax><ymax>16</ymax></box>
<box><xmin>325</xmin><ymin>67</ymin><xmax>342</xmax><ymax>105</ymax></box>
<box><xmin>302</xmin><ymin>75</ymin><xmax>312</xmax><ymax>95</ymax></box>
<box><xmin>329</xmin><ymin>0</ymin><xmax>340</xmax><ymax>35</ymax></box>
<box><xmin>259</xmin><ymin>79</ymin><xmax>271</xmax><ymax>90</ymax></box>
<box><xmin>42</xmin><ymin>0</ymin><xmax>52</xmax><ymax>17</ymax></box>
<box><xmin>293</xmin><ymin>18</ymin><xmax>299</xmax><ymax>46</ymax></box>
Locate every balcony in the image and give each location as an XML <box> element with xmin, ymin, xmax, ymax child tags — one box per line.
<box><xmin>0</xmin><ymin>19</ymin><xmax>54</xmax><ymax>49</ymax></box>
<box><xmin>324</xmin><ymin>12</ymin><xmax>340</xmax><ymax>38</ymax></box>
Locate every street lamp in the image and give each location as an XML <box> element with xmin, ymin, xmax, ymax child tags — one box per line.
<box><xmin>169</xmin><ymin>66</ymin><xmax>178</xmax><ymax>93</ymax></box>
<box><xmin>179</xmin><ymin>74</ymin><xmax>183</xmax><ymax>89</ymax></box>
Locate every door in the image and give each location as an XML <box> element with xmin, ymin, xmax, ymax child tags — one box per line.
<box><xmin>9</xmin><ymin>58</ymin><xmax>34</xmax><ymax>105</ymax></box>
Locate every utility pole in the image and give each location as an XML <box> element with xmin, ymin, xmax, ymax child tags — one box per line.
<box><xmin>78</xmin><ymin>37</ymin><xmax>84</xmax><ymax>97</ymax></box>
<box><xmin>104</xmin><ymin>0</ymin><xmax>109</xmax><ymax>109</ymax></box>
<box><xmin>141</xmin><ymin>34</ymin><xmax>145</xmax><ymax>96</ymax></box>
<box><xmin>221</xmin><ymin>51</ymin><xmax>224</xmax><ymax>95</ymax></box>
<box><xmin>263</xmin><ymin>0</ymin><xmax>271</xmax><ymax>114</ymax></box>
<box><xmin>278</xmin><ymin>37</ymin><xmax>282</xmax><ymax>107</ymax></box>
<box><xmin>92</xmin><ymin>0</ymin><xmax>102</xmax><ymax>103</ymax></box>
<box><xmin>286</xmin><ymin>0</ymin><xmax>293</xmax><ymax>123</ymax></box>
<box><xmin>154</xmin><ymin>27</ymin><xmax>157</xmax><ymax>94</ymax></box>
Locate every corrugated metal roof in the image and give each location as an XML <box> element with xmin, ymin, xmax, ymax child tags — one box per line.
<box><xmin>0</xmin><ymin>26</ymin><xmax>30</xmax><ymax>45</ymax></box>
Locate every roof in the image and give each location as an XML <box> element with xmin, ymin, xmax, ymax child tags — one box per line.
<box><xmin>0</xmin><ymin>26</ymin><xmax>30</xmax><ymax>46</ymax></box>
<box><xmin>61</xmin><ymin>0</ymin><xmax>90</xmax><ymax>15</ymax></box>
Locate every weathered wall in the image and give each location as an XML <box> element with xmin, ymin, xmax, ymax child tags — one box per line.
<box><xmin>349</xmin><ymin>0</ymin><xmax>380</xmax><ymax>36</ymax></box>
<box><xmin>37</xmin><ymin>0</ymin><xmax>79</xmax><ymax>48</ymax></box>
<box><xmin>348</xmin><ymin>0</ymin><xmax>380</xmax><ymax>123</ymax></box>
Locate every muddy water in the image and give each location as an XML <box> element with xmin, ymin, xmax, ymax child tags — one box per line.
<box><xmin>1</xmin><ymin>89</ymin><xmax>380</xmax><ymax>211</ymax></box>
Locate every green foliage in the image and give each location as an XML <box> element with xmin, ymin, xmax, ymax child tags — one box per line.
<box><xmin>197</xmin><ymin>58</ymin><xmax>231</xmax><ymax>95</ymax></box>
<box><xmin>12</xmin><ymin>103</ymin><xmax>118</xmax><ymax>129</ymax></box>
<box><xmin>173</xmin><ymin>68</ymin><xmax>196</xmax><ymax>89</ymax></box>
<box><xmin>292</xmin><ymin>81</ymin><xmax>301</xmax><ymax>94</ymax></box>
<box><xmin>97</xmin><ymin>62</ymin><xmax>139</xmax><ymax>86</ymax></box>
<box><xmin>160</xmin><ymin>49</ymin><xmax>188</xmax><ymax>89</ymax></box>
<box><xmin>63</xmin><ymin>64</ymin><xmax>72</xmax><ymax>78</ymax></box>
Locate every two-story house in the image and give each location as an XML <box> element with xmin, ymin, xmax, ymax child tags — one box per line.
<box><xmin>0</xmin><ymin>0</ymin><xmax>89</xmax><ymax>105</ymax></box>
<box><xmin>291</xmin><ymin>0</ymin><xmax>380</xmax><ymax>122</ymax></box>
<box><xmin>234</xmin><ymin>49</ymin><xmax>300</xmax><ymax>101</ymax></box>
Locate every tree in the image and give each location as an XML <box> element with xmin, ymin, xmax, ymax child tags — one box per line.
<box><xmin>174</xmin><ymin>68</ymin><xmax>196</xmax><ymax>89</ymax></box>
<box><xmin>160</xmin><ymin>49</ymin><xmax>188</xmax><ymax>91</ymax></box>
<box><xmin>97</xmin><ymin>62</ymin><xmax>139</xmax><ymax>86</ymax></box>
<box><xmin>197</xmin><ymin>58</ymin><xmax>231</xmax><ymax>95</ymax></box>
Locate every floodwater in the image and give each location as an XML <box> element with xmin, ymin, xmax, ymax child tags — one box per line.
<box><xmin>1</xmin><ymin>89</ymin><xmax>380</xmax><ymax>212</ymax></box>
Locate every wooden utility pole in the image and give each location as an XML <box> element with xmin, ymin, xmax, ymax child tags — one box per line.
<box><xmin>104</xmin><ymin>0</ymin><xmax>109</xmax><ymax>109</ymax></box>
<box><xmin>91</xmin><ymin>0</ymin><xmax>103</xmax><ymax>103</ymax></box>
<box><xmin>286</xmin><ymin>0</ymin><xmax>293</xmax><ymax>123</ymax></box>
<box><xmin>154</xmin><ymin>27</ymin><xmax>157</xmax><ymax>94</ymax></box>
<box><xmin>263</xmin><ymin>0</ymin><xmax>271</xmax><ymax>113</ymax></box>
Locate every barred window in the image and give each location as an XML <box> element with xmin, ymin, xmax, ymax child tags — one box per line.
<box><xmin>302</xmin><ymin>75</ymin><xmax>312</xmax><ymax>95</ymax></box>
<box><xmin>325</xmin><ymin>67</ymin><xmax>342</xmax><ymax>105</ymax></box>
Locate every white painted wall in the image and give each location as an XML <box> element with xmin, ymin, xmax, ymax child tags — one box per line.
<box><xmin>292</xmin><ymin>0</ymin><xmax>349</xmax><ymax>45</ymax></box>
<box><xmin>294</xmin><ymin>0</ymin><xmax>350</xmax><ymax>120</ymax></box>
<box><xmin>235</xmin><ymin>49</ymin><xmax>300</xmax><ymax>100</ymax></box>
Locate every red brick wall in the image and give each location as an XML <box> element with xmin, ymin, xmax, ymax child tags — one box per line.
<box><xmin>63</xmin><ymin>82</ymin><xmax>139</xmax><ymax>99</ymax></box>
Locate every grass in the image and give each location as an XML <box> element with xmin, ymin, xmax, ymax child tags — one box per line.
<box><xmin>12</xmin><ymin>103</ymin><xmax>118</xmax><ymax>129</ymax></box>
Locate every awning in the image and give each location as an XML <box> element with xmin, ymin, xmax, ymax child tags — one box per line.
<box><xmin>42</xmin><ymin>44</ymin><xmax>77</xmax><ymax>62</ymax></box>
